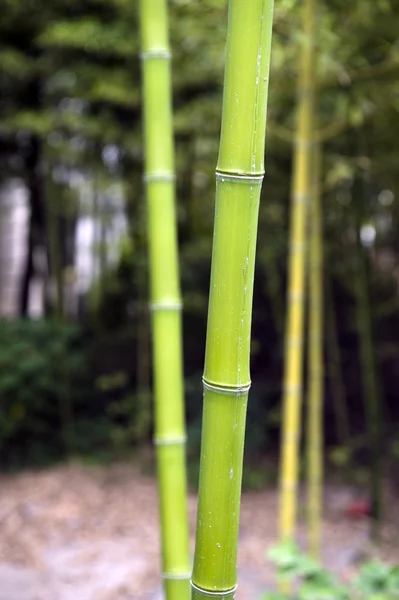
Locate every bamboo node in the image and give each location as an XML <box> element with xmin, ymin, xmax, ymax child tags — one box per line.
<box><xmin>289</xmin><ymin>241</ymin><xmax>306</xmax><ymax>252</ymax></box>
<box><xmin>281</xmin><ymin>481</ymin><xmax>297</xmax><ymax>491</ymax></box>
<box><xmin>144</xmin><ymin>172</ymin><xmax>175</xmax><ymax>183</ymax></box>
<box><xmin>295</xmin><ymin>139</ymin><xmax>313</xmax><ymax>149</ymax></box>
<box><xmin>202</xmin><ymin>377</ymin><xmax>251</xmax><ymax>395</ymax></box>
<box><xmin>284</xmin><ymin>383</ymin><xmax>302</xmax><ymax>392</ymax></box>
<box><xmin>288</xmin><ymin>292</ymin><xmax>305</xmax><ymax>301</ymax></box>
<box><xmin>150</xmin><ymin>301</ymin><xmax>183</xmax><ymax>311</ymax></box>
<box><xmin>292</xmin><ymin>193</ymin><xmax>308</xmax><ymax>205</ymax></box>
<box><xmin>154</xmin><ymin>435</ymin><xmax>187</xmax><ymax>446</ymax></box>
<box><xmin>190</xmin><ymin>581</ymin><xmax>238</xmax><ymax>597</ymax></box>
<box><xmin>286</xmin><ymin>337</ymin><xmax>304</xmax><ymax>348</ymax></box>
<box><xmin>215</xmin><ymin>170</ymin><xmax>264</xmax><ymax>184</ymax></box>
<box><xmin>162</xmin><ymin>572</ymin><xmax>192</xmax><ymax>580</ymax></box>
<box><xmin>283</xmin><ymin>431</ymin><xmax>300</xmax><ymax>441</ymax></box>
<box><xmin>140</xmin><ymin>50</ymin><xmax>171</xmax><ymax>60</ymax></box>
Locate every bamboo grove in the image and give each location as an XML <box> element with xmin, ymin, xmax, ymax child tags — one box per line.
<box><xmin>136</xmin><ymin>0</ymin><xmax>390</xmax><ymax>597</ymax></box>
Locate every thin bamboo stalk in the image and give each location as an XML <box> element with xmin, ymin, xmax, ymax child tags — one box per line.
<box><xmin>191</xmin><ymin>2</ymin><xmax>274</xmax><ymax>598</ymax></box>
<box><xmin>44</xmin><ymin>176</ymin><xmax>74</xmax><ymax>455</ymax></box>
<box><xmin>139</xmin><ymin>1</ymin><xmax>191</xmax><ymax>598</ymax></box>
<box><xmin>279</xmin><ymin>0</ymin><xmax>315</xmax><ymax>545</ymax></box>
<box><xmin>353</xmin><ymin>173</ymin><xmax>383</xmax><ymax>541</ymax></box>
<box><xmin>306</xmin><ymin>141</ymin><xmax>323</xmax><ymax>559</ymax></box>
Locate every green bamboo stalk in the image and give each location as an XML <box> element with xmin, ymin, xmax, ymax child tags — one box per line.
<box><xmin>191</xmin><ymin>2</ymin><xmax>274</xmax><ymax>598</ymax></box>
<box><xmin>139</xmin><ymin>1</ymin><xmax>191</xmax><ymax>598</ymax></box>
<box><xmin>306</xmin><ymin>141</ymin><xmax>323</xmax><ymax>559</ymax></box>
<box><xmin>279</xmin><ymin>0</ymin><xmax>315</xmax><ymax>545</ymax></box>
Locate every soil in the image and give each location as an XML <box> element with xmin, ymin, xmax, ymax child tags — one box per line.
<box><xmin>0</xmin><ymin>462</ymin><xmax>398</xmax><ymax>600</ymax></box>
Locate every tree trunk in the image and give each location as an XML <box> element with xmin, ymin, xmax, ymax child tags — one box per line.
<box><xmin>19</xmin><ymin>135</ymin><xmax>46</xmax><ymax>317</ymax></box>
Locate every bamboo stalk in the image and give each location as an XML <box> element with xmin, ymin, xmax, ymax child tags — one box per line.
<box><xmin>326</xmin><ymin>277</ymin><xmax>351</xmax><ymax>451</ymax></box>
<box><xmin>191</xmin><ymin>2</ymin><xmax>274</xmax><ymax>598</ymax></box>
<box><xmin>279</xmin><ymin>0</ymin><xmax>316</xmax><ymax>545</ymax></box>
<box><xmin>306</xmin><ymin>141</ymin><xmax>323</xmax><ymax>559</ymax></box>
<box><xmin>353</xmin><ymin>173</ymin><xmax>383</xmax><ymax>541</ymax></box>
<box><xmin>44</xmin><ymin>175</ymin><xmax>74</xmax><ymax>455</ymax></box>
<box><xmin>139</xmin><ymin>1</ymin><xmax>191</xmax><ymax>598</ymax></box>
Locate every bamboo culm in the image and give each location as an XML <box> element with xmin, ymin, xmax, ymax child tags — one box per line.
<box><xmin>139</xmin><ymin>1</ymin><xmax>191</xmax><ymax>598</ymax></box>
<box><xmin>44</xmin><ymin>175</ymin><xmax>74</xmax><ymax>455</ymax></box>
<box><xmin>306</xmin><ymin>142</ymin><xmax>323</xmax><ymax>559</ymax></box>
<box><xmin>279</xmin><ymin>0</ymin><xmax>316</xmax><ymax>546</ymax></box>
<box><xmin>353</xmin><ymin>173</ymin><xmax>383</xmax><ymax>540</ymax></box>
<box><xmin>191</xmin><ymin>1</ymin><xmax>274</xmax><ymax>598</ymax></box>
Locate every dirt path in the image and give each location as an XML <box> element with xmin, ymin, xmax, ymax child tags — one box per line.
<box><xmin>0</xmin><ymin>463</ymin><xmax>397</xmax><ymax>599</ymax></box>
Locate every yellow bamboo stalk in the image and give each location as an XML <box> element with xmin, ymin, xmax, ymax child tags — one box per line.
<box><xmin>279</xmin><ymin>0</ymin><xmax>315</xmax><ymax>545</ymax></box>
<box><xmin>307</xmin><ymin>141</ymin><xmax>323</xmax><ymax>559</ymax></box>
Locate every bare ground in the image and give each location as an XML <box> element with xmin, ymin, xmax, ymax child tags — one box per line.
<box><xmin>0</xmin><ymin>462</ymin><xmax>398</xmax><ymax>600</ymax></box>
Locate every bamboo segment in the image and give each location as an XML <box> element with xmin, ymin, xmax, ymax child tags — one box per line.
<box><xmin>307</xmin><ymin>142</ymin><xmax>323</xmax><ymax>559</ymax></box>
<box><xmin>279</xmin><ymin>0</ymin><xmax>316</xmax><ymax>544</ymax></box>
<box><xmin>191</xmin><ymin>1</ymin><xmax>274</xmax><ymax>598</ymax></box>
<box><xmin>139</xmin><ymin>1</ymin><xmax>191</xmax><ymax>598</ymax></box>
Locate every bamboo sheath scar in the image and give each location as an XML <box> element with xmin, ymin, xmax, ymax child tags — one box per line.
<box><xmin>279</xmin><ymin>0</ymin><xmax>316</xmax><ymax>545</ymax></box>
<box><xmin>191</xmin><ymin>1</ymin><xmax>274</xmax><ymax>599</ymax></box>
<box><xmin>139</xmin><ymin>1</ymin><xmax>191</xmax><ymax>599</ymax></box>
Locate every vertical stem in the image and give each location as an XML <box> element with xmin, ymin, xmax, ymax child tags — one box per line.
<box><xmin>191</xmin><ymin>1</ymin><xmax>274</xmax><ymax>598</ymax></box>
<box><xmin>45</xmin><ymin>197</ymin><xmax>64</xmax><ymax>320</ymax></box>
<box><xmin>139</xmin><ymin>2</ymin><xmax>191</xmax><ymax>598</ymax></box>
<box><xmin>44</xmin><ymin>158</ymin><xmax>74</xmax><ymax>456</ymax></box>
<box><xmin>99</xmin><ymin>200</ymin><xmax>107</xmax><ymax>283</ymax></box>
<box><xmin>20</xmin><ymin>135</ymin><xmax>45</xmax><ymax>317</ymax></box>
<box><xmin>307</xmin><ymin>142</ymin><xmax>323</xmax><ymax>559</ymax></box>
<box><xmin>279</xmin><ymin>0</ymin><xmax>315</xmax><ymax>545</ymax></box>
<box><xmin>92</xmin><ymin>173</ymin><xmax>101</xmax><ymax>313</ymax></box>
<box><xmin>353</xmin><ymin>174</ymin><xmax>383</xmax><ymax>540</ymax></box>
<box><xmin>326</xmin><ymin>276</ymin><xmax>351</xmax><ymax>451</ymax></box>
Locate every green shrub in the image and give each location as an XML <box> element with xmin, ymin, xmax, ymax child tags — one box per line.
<box><xmin>263</xmin><ymin>541</ymin><xmax>399</xmax><ymax>600</ymax></box>
<box><xmin>0</xmin><ymin>319</ymin><xmax>151</xmax><ymax>469</ymax></box>
<box><xmin>0</xmin><ymin>319</ymin><xmax>89</xmax><ymax>466</ymax></box>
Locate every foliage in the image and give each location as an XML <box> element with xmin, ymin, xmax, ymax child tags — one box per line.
<box><xmin>263</xmin><ymin>541</ymin><xmax>399</xmax><ymax>600</ymax></box>
<box><xmin>0</xmin><ymin>319</ymin><xmax>87</xmax><ymax>466</ymax></box>
<box><xmin>0</xmin><ymin>319</ymin><xmax>151</xmax><ymax>468</ymax></box>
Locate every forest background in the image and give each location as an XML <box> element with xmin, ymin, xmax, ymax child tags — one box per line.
<box><xmin>1</xmin><ymin>0</ymin><xmax>399</xmax><ymax>500</ymax></box>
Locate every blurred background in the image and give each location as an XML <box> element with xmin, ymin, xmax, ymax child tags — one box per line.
<box><xmin>0</xmin><ymin>0</ymin><xmax>399</xmax><ymax>598</ymax></box>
